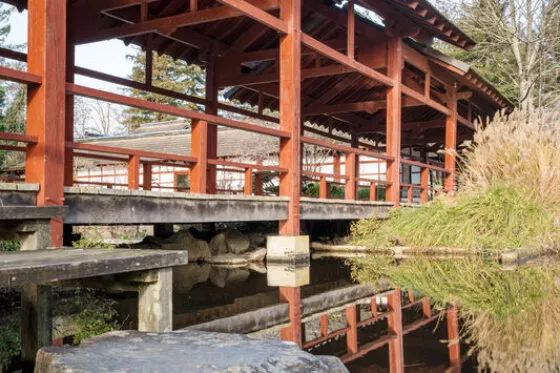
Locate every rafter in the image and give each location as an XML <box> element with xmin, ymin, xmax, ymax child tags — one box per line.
<box><xmin>74</xmin><ymin>0</ymin><xmax>280</xmax><ymax>45</ymax></box>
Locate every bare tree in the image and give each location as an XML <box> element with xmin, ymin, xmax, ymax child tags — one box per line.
<box><xmin>453</xmin><ymin>0</ymin><xmax>560</xmax><ymax>111</ymax></box>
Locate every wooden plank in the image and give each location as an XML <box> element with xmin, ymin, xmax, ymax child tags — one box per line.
<box><xmin>402</xmin><ymin>85</ymin><xmax>451</xmax><ymax>115</ymax></box>
<box><xmin>0</xmin><ymin>248</ymin><xmax>188</xmax><ymax>288</ymax></box>
<box><xmin>0</xmin><ymin>132</ymin><xmax>38</xmax><ymax>144</ymax></box>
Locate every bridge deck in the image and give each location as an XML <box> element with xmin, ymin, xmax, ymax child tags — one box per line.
<box><xmin>0</xmin><ymin>183</ymin><xmax>392</xmax><ymax>225</ymax></box>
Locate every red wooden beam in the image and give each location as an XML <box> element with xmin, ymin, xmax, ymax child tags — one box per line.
<box><xmin>128</xmin><ymin>155</ymin><xmax>141</xmax><ymax>189</ymax></box>
<box><xmin>66</xmin><ymin>84</ymin><xmax>290</xmax><ymax>139</ymax></box>
<box><xmin>346</xmin><ymin>304</ymin><xmax>359</xmax><ymax>355</ymax></box>
<box><xmin>447</xmin><ymin>305</ymin><xmax>461</xmax><ymax>371</ymax></box>
<box><xmin>190</xmin><ymin>120</ymin><xmax>209</xmax><ymax>193</ymax></box>
<box><xmin>279</xmin><ymin>286</ymin><xmax>302</xmax><ymax>347</ymax></box>
<box><xmin>347</xmin><ymin>0</ymin><xmax>355</xmax><ymax>60</ymax></box>
<box><xmin>216</xmin><ymin>0</ymin><xmax>288</xmax><ymax>33</ymax></box>
<box><xmin>278</xmin><ymin>0</ymin><xmax>302</xmax><ymax>236</ymax></box>
<box><xmin>0</xmin><ymin>132</ymin><xmax>38</xmax><ymax>144</ymax></box>
<box><xmin>76</xmin><ymin>0</ymin><xmax>281</xmax><ymax>44</ymax></box>
<box><xmin>67</xmin><ymin>142</ymin><xmax>197</xmax><ymax>164</ymax></box>
<box><xmin>387</xmin><ymin>289</ymin><xmax>405</xmax><ymax>373</ymax></box>
<box><xmin>244</xmin><ymin>168</ymin><xmax>253</xmax><ymax>195</ymax></box>
<box><xmin>385</xmin><ymin>37</ymin><xmax>403</xmax><ymax>206</ymax></box>
<box><xmin>301</xmin><ymin>33</ymin><xmax>393</xmax><ymax>87</ymax></box>
<box><xmin>0</xmin><ymin>66</ymin><xmax>42</xmax><ymax>85</ymax></box>
<box><xmin>444</xmin><ymin>86</ymin><xmax>458</xmax><ymax>192</ymax></box>
<box><xmin>26</xmin><ymin>0</ymin><xmax>67</xmax><ymax>247</ymax></box>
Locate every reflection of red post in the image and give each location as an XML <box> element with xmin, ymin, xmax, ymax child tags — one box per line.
<box><xmin>387</xmin><ymin>289</ymin><xmax>404</xmax><ymax>373</ymax></box>
<box><xmin>346</xmin><ymin>305</ymin><xmax>358</xmax><ymax>355</ymax></box>
<box><xmin>447</xmin><ymin>305</ymin><xmax>461</xmax><ymax>372</ymax></box>
<box><xmin>279</xmin><ymin>286</ymin><xmax>302</xmax><ymax>347</ymax></box>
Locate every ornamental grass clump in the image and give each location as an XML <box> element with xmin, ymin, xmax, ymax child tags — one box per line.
<box><xmin>351</xmin><ymin>257</ymin><xmax>560</xmax><ymax>373</ymax></box>
<box><xmin>351</xmin><ymin>109</ymin><xmax>560</xmax><ymax>253</ymax></box>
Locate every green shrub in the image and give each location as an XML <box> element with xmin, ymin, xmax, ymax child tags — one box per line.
<box><xmin>72</xmin><ymin>238</ymin><xmax>115</xmax><ymax>249</ymax></box>
<box><xmin>351</xmin><ymin>184</ymin><xmax>559</xmax><ymax>253</ymax></box>
<box><xmin>0</xmin><ymin>315</ymin><xmax>20</xmax><ymax>373</ymax></box>
<box><xmin>0</xmin><ymin>240</ymin><xmax>20</xmax><ymax>252</ymax></box>
<box><xmin>72</xmin><ymin>291</ymin><xmax>119</xmax><ymax>345</ymax></box>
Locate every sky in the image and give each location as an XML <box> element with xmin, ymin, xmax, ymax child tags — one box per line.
<box><xmin>6</xmin><ymin>8</ymin><xmax>136</xmax><ymax>92</ymax></box>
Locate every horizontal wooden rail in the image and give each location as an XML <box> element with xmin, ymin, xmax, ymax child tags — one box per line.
<box><xmin>355</xmin><ymin>177</ymin><xmax>390</xmax><ymax>185</ymax></box>
<box><xmin>403</xmin><ymin>313</ymin><xmax>441</xmax><ymax>334</ymax></box>
<box><xmin>302</xmin><ymin>136</ymin><xmax>393</xmax><ymax>161</ymax></box>
<box><xmin>400</xmin><ymin>183</ymin><xmax>424</xmax><ymax>189</ymax></box>
<box><xmin>208</xmin><ymin>159</ymin><xmax>287</xmax><ymax>173</ymax></box>
<box><xmin>0</xmin><ymin>66</ymin><xmax>42</xmax><ymax>86</ymax></box>
<box><xmin>0</xmin><ymin>47</ymin><xmax>27</xmax><ymax>62</ymax></box>
<box><xmin>341</xmin><ymin>333</ymin><xmax>397</xmax><ymax>363</ymax></box>
<box><xmin>302</xmin><ymin>170</ymin><xmax>348</xmax><ymax>180</ymax></box>
<box><xmin>302</xmin><ymin>327</ymin><xmax>350</xmax><ymax>349</ymax></box>
<box><xmin>400</xmin><ymin>158</ymin><xmax>449</xmax><ymax>173</ymax></box>
<box><xmin>0</xmin><ymin>132</ymin><xmax>38</xmax><ymax>144</ymax></box>
<box><xmin>67</xmin><ymin>142</ymin><xmax>198</xmax><ymax>164</ymax></box>
<box><xmin>67</xmin><ymin>84</ymin><xmax>290</xmax><ymax>139</ymax></box>
<box><xmin>74</xmin><ymin>66</ymin><xmax>279</xmax><ymax>125</ymax></box>
<box><xmin>0</xmin><ymin>144</ymin><xmax>27</xmax><ymax>152</ymax></box>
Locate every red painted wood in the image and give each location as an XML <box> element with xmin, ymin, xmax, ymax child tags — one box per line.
<box><xmin>278</xmin><ymin>0</ymin><xmax>302</xmax><ymax>235</ymax></box>
<box><xmin>0</xmin><ymin>66</ymin><xmax>42</xmax><ymax>85</ymax></box>
<box><xmin>26</xmin><ymin>0</ymin><xmax>67</xmax><ymax>246</ymax></box>
<box><xmin>385</xmin><ymin>37</ymin><xmax>403</xmax><ymax>206</ymax></box>
<box><xmin>244</xmin><ymin>168</ymin><xmax>253</xmax><ymax>195</ymax></box>
<box><xmin>420</xmin><ymin>167</ymin><xmax>429</xmax><ymax>203</ymax></box>
<box><xmin>444</xmin><ymin>86</ymin><xmax>458</xmax><ymax>192</ymax></box>
<box><xmin>143</xmin><ymin>163</ymin><xmax>153</xmax><ymax>190</ymax></box>
<box><xmin>279</xmin><ymin>286</ymin><xmax>302</xmax><ymax>347</ymax></box>
<box><xmin>387</xmin><ymin>289</ymin><xmax>405</xmax><ymax>373</ymax></box>
<box><xmin>447</xmin><ymin>305</ymin><xmax>461</xmax><ymax>371</ymax></box>
<box><xmin>346</xmin><ymin>305</ymin><xmax>359</xmax><ymax>354</ymax></box>
<box><xmin>128</xmin><ymin>155</ymin><xmax>140</xmax><ymax>189</ymax></box>
<box><xmin>190</xmin><ymin>119</ymin><xmax>208</xmax><ymax>193</ymax></box>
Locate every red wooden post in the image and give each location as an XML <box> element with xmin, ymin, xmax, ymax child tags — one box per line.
<box><xmin>420</xmin><ymin>167</ymin><xmax>428</xmax><ymax>203</ymax></box>
<box><xmin>347</xmin><ymin>0</ymin><xmax>355</xmax><ymax>60</ymax></box>
<box><xmin>320</xmin><ymin>314</ymin><xmax>328</xmax><ymax>337</ymax></box>
<box><xmin>387</xmin><ymin>289</ymin><xmax>405</xmax><ymax>373</ymax></box>
<box><xmin>333</xmin><ymin>151</ymin><xmax>341</xmax><ymax>182</ymax></box>
<box><xmin>370</xmin><ymin>181</ymin><xmax>377</xmax><ymax>201</ymax></box>
<box><xmin>346</xmin><ymin>304</ymin><xmax>358</xmax><ymax>355</ymax></box>
<box><xmin>444</xmin><ymin>86</ymin><xmax>458</xmax><ymax>193</ymax></box>
<box><xmin>422</xmin><ymin>298</ymin><xmax>431</xmax><ymax>318</ymax></box>
<box><xmin>128</xmin><ymin>155</ymin><xmax>140</xmax><ymax>190</ymax></box>
<box><xmin>205</xmin><ymin>58</ymin><xmax>218</xmax><ymax>194</ymax></box>
<box><xmin>278</xmin><ymin>0</ymin><xmax>302</xmax><ymax>236</ymax></box>
<box><xmin>386</xmin><ymin>37</ymin><xmax>403</xmax><ymax>206</ymax></box>
<box><xmin>143</xmin><ymin>163</ymin><xmax>152</xmax><ymax>191</ymax></box>
<box><xmin>244</xmin><ymin>167</ymin><xmax>253</xmax><ymax>195</ymax></box>
<box><xmin>254</xmin><ymin>172</ymin><xmax>263</xmax><ymax>196</ymax></box>
<box><xmin>424</xmin><ymin>71</ymin><xmax>431</xmax><ymax>98</ymax></box>
<box><xmin>279</xmin><ymin>286</ymin><xmax>302</xmax><ymax>347</ymax></box>
<box><xmin>26</xmin><ymin>0</ymin><xmax>67</xmax><ymax>246</ymax></box>
<box><xmin>190</xmin><ymin>119</ymin><xmax>208</xmax><ymax>193</ymax></box>
<box><xmin>371</xmin><ymin>297</ymin><xmax>377</xmax><ymax>316</ymax></box>
<box><xmin>64</xmin><ymin>42</ymin><xmax>74</xmax><ymax>187</ymax></box>
<box><xmin>407</xmin><ymin>186</ymin><xmax>412</xmax><ymax>204</ymax></box>
<box><xmin>345</xmin><ymin>152</ymin><xmax>356</xmax><ymax>200</ymax></box>
<box><xmin>319</xmin><ymin>176</ymin><xmax>327</xmax><ymax>198</ymax></box>
<box><xmin>447</xmin><ymin>305</ymin><xmax>461</xmax><ymax>372</ymax></box>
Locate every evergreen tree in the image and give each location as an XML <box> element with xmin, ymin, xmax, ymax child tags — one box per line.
<box><xmin>122</xmin><ymin>49</ymin><xmax>205</xmax><ymax>129</ymax></box>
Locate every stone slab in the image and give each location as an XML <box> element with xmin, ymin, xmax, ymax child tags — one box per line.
<box><xmin>0</xmin><ymin>206</ymin><xmax>67</xmax><ymax>221</ymax></box>
<box><xmin>35</xmin><ymin>330</ymin><xmax>349</xmax><ymax>373</ymax></box>
<box><xmin>0</xmin><ymin>248</ymin><xmax>188</xmax><ymax>287</ymax></box>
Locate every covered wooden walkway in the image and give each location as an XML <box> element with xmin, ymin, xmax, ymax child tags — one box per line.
<box><xmin>0</xmin><ymin>0</ymin><xmax>509</xmax><ymax>246</ymax></box>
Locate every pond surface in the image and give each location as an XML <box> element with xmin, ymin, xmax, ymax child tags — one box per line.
<box><xmin>112</xmin><ymin>256</ymin><xmax>485</xmax><ymax>372</ymax></box>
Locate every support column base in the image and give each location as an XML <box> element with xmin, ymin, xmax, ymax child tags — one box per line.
<box><xmin>266</xmin><ymin>235</ymin><xmax>309</xmax><ymax>264</ymax></box>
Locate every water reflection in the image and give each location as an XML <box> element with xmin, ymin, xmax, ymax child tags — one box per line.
<box><xmin>352</xmin><ymin>255</ymin><xmax>560</xmax><ymax>373</ymax></box>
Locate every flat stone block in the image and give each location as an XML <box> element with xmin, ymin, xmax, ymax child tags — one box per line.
<box><xmin>266</xmin><ymin>235</ymin><xmax>309</xmax><ymax>263</ymax></box>
<box><xmin>35</xmin><ymin>330</ymin><xmax>349</xmax><ymax>373</ymax></box>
